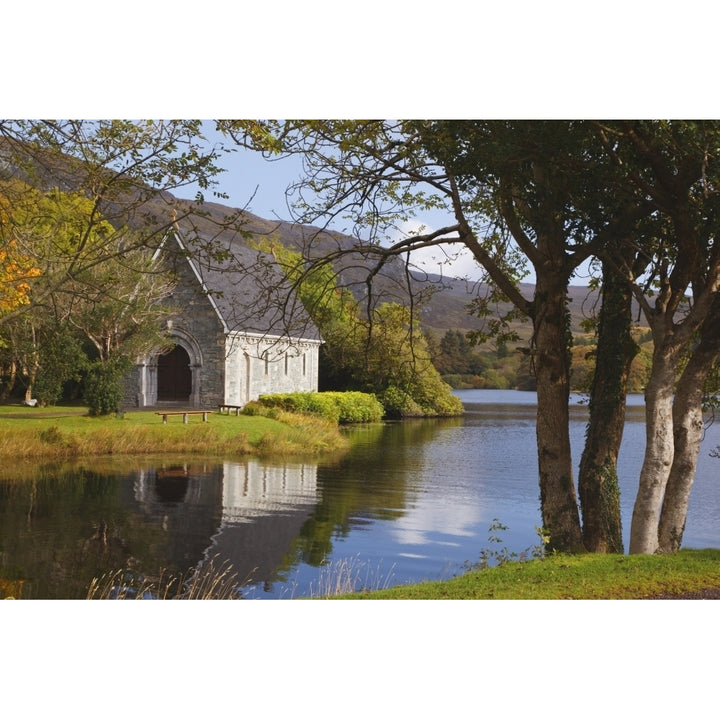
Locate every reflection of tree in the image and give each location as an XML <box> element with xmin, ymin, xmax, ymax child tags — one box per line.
<box><xmin>0</xmin><ymin>461</ymin><xmax>223</xmax><ymax>598</ymax></box>
<box><xmin>282</xmin><ymin>417</ymin><xmax>464</xmax><ymax>567</ymax></box>
<box><xmin>0</xmin><ymin>466</ymin><xmax>131</xmax><ymax>598</ymax></box>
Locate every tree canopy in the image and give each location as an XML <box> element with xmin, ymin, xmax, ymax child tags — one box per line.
<box><xmin>0</xmin><ymin>120</ymin><xmax>230</xmax><ymax>411</ymax></box>
<box><xmin>256</xmin><ymin>238</ymin><xmax>463</xmax><ymax>418</ymax></box>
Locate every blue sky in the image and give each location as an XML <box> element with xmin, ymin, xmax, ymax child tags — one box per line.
<box><xmin>175</xmin><ymin>124</ymin><xmax>491</xmax><ymax>281</ymax></box>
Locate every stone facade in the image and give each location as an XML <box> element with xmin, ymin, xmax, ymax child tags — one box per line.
<box><xmin>123</xmin><ymin>229</ymin><xmax>321</xmax><ymax>410</ymax></box>
<box><xmin>223</xmin><ymin>333</ymin><xmax>320</xmax><ymax>407</ymax></box>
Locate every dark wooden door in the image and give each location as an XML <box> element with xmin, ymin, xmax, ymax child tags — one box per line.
<box><xmin>157</xmin><ymin>345</ymin><xmax>192</xmax><ymax>401</ymax></box>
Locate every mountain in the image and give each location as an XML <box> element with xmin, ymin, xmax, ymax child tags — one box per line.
<box><xmin>162</xmin><ymin>195</ymin><xmax>608</xmax><ymax>341</ymax></box>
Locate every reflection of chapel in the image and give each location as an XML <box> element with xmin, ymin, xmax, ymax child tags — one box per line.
<box><xmin>123</xmin><ymin>224</ymin><xmax>322</xmax><ymax>409</ymax></box>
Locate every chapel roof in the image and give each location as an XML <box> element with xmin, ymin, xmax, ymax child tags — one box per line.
<box><xmin>167</xmin><ymin>223</ymin><xmax>322</xmax><ymax>344</ymax></box>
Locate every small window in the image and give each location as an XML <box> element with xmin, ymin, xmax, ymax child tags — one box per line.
<box><xmin>285</xmin><ymin>354</ymin><xmax>289</xmax><ymax>375</ymax></box>
<box><xmin>264</xmin><ymin>355</ymin><xmax>269</xmax><ymax>375</ymax></box>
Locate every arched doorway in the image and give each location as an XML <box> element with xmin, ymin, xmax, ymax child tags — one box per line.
<box><xmin>157</xmin><ymin>345</ymin><xmax>192</xmax><ymax>402</ymax></box>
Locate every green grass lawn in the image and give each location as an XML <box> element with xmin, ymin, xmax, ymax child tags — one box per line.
<box><xmin>0</xmin><ymin>403</ymin><xmax>348</xmax><ymax>464</ymax></box>
<box><xmin>338</xmin><ymin>549</ymin><xmax>720</xmax><ymax>599</ymax></box>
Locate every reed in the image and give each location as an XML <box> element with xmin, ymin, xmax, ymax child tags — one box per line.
<box><xmin>86</xmin><ymin>556</ymin><xmax>251</xmax><ymax>600</ymax></box>
<box><xmin>304</xmin><ymin>555</ymin><xmax>397</xmax><ymax>598</ymax></box>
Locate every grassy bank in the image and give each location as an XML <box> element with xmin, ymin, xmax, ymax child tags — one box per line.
<box><xmin>82</xmin><ymin>549</ymin><xmax>720</xmax><ymax>599</ymax></box>
<box><xmin>0</xmin><ymin>404</ymin><xmax>349</xmax><ymax>463</ymax></box>
<box><xmin>337</xmin><ymin>549</ymin><xmax>720</xmax><ymax>599</ymax></box>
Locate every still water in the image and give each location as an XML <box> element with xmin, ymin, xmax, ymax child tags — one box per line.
<box><xmin>1</xmin><ymin>389</ymin><xmax>719</xmax><ymax>599</ymax></box>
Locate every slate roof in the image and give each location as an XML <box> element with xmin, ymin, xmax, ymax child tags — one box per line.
<box><xmin>167</xmin><ymin>225</ymin><xmax>322</xmax><ymax>343</ymax></box>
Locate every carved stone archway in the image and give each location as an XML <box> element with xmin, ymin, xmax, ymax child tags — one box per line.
<box><xmin>137</xmin><ymin>329</ymin><xmax>203</xmax><ymax>407</ymax></box>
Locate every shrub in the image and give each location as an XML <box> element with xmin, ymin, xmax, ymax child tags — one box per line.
<box><xmin>378</xmin><ymin>386</ymin><xmax>425</xmax><ymax>418</ymax></box>
<box><xmin>84</xmin><ymin>360</ymin><xmax>129</xmax><ymax>416</ymax></box>
<box><xmin>326</xmin><ymin>391</ymin><xmax>384</xmax><ymax>423</ymax></box>
<box><xmin>379</xmin><ymin>377</ymin><xmax>464</xmax><ymax>419</ymax></box>
<box><xmin>254</xmin><ymin>392</ymin><xmax>340</xmax><ymax>423</ymax></box>
<box><xmin>249</xmin><ymin>391</ymin><xmax>383</xmax><ymax>424</ymax></box>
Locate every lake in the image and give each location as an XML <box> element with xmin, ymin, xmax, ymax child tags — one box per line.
<box><xmin>1</xmin><ymin>388</ymin><xmax>719</xmax><ymax>599</ymax></box>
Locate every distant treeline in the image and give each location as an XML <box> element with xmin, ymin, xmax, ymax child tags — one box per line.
<box><xmin>429</xmin><ymin>328</ymin><xmax>654</xmax><ymax>393</ymax></box>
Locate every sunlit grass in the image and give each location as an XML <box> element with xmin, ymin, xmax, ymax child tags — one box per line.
<box><xmin>338</xmin><ymin>549</ymin><xmax>720</xmax><ymax>599</ymax></box>
<box><xmin>0</xmin><ymin>405</ymin><xmax>349</xmax><ymax>463</ymax></box>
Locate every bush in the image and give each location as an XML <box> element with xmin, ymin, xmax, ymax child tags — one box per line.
<box><xmin>379</xmin><ymin>374</ymin><xmax>464</xmax><ymax>419</ymax></box>
<box><xmin>248</xmin><ymin>391</ymin><xmax>384</xmax><ymax>424</ymax></box>
<box><xmin>84</xmin><ymin>360</ymin><xmax>129</xmax><ymax>416</ymax></box>
<box><xmin>329</xmin><ymin>391</ymin><xmax>385</xmax><ymax>423</ymax></box>
<box><xmin>254</xmin><ymin>392</ymin><xmax>340</xmax><ymax>423</ymax></box>
<box><xmin>378</xmin><ymin>386</ymin><xmax>425</xmax><ymax>418</ymax></box>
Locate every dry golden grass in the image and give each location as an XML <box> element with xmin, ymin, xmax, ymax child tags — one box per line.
<box><xmin>86</xmin><ymin>556</ymin><xmax>252</xmax><ymax>599</ymax></box>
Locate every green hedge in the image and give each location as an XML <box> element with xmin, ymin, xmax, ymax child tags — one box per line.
<box><xmin>244</xmin><ymin>391</ymin><xmax>384</xmax><ymax>424</ymax></box>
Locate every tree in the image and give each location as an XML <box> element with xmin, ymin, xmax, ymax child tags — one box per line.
<box><xmin>0</xmin><ymin>179</ymin><xmax>177</xmax><ymax>408</ymax></box>
<box><xmin>361</xmin><ymin>302</ymin><xmax>464</xmax><ymax>418</ymax></box>
<box><xmin>658</xmin><ymin>295</ymin><xmax>720</xmax><ymax>552</ymax></box>
<box><xmin>577</xmin><ymin>257</ymin><xmax>642</xmax><ymax>552</ymax></box>
<box><xmin>225</xmin><ymin>120</ymin><xmax>654</xmax><ymax>552</ymax></box>
<box><xmin>260</xmin><ymin>238</ymin><xmax>462</xmax><ymax>417</ymax></box>
<box><xmin>592</xmin><ymin>121</ymin><xmax>720</xmax><ymax>554</ymax></box>
<box><xmin>0</xmin><ymin>180</ymin><xmax>42</xmax><ymax>317</ymax></box>
<box><xmin>0</xmin><ymin>120</ymin><xmax>233</xmax><ymax>410</ymax></box>
<box><xmin>0</xmin><ymin>238</ymin><xmax>40</xmax><ymax>316</ymax></box>
<box><xmin>0</xmin><ymin>120</ymin><xmax>228</xmax><ymax>327</ymax></box>
<box><xmin>31</xmin><ymin>328</ymin><xmax>87</xmax><ymax>406</ymax></box>
<box><xmin>61</xmin><ymin>244</ymin><xmax>175</xmax><ymax>364</ymax></box>
<box><xmin>435</xmin><ymin>330</ymin><xmax>486</xmax><ymax>376</ymax></box>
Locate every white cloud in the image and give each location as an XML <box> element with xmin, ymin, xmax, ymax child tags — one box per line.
<box><xmin>391</xmin><ymin>219</ymin><xmax>483</xmax><ymax>280</ymax></box>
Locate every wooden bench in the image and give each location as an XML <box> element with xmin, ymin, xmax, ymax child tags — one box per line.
<box><xmin>156</xmin><ymin>410</ymin><xmax>209</xmax><ymax>424</ymax></box>
<box><xmin>218</xmin><ymin>404</ymin><xmax>244</xmax><ymax>416</ymax></box>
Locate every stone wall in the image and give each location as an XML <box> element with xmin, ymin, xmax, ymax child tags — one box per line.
<box><xmin>224</xmin><ymin>334</ymin><xmax>321</xmax><ymax>406</ymax></box>
<box><xmin>123</xmin><ymin>250</ymin><xmax>226</xmax><ymax>409</ymax></box>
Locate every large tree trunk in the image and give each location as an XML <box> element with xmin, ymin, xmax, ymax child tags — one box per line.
<box><xmin>533</xmin><ymin>273</ymin><xmax>584</xmax><ymax>553</ymax></box>
<box><xmin>578</xmin><ymin>266</ymin><xmax>637</xmax><ymax>553</ymax></box>
<box><xmin>0</xmin><ymin>360</ymin><xmax>17</xmax><ymax>402</ymax></box>
<box><xmin>629</xmin><ymin>345</ymin><xmax>679</xmax><ymax>554</ymax></box>
<box><xmin>658</xmin><ymin>299</ymin><xmax>720</xmax><ymax>552</ymax></box>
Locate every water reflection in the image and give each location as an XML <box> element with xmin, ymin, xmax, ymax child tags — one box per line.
<box><xmin>201</xmin><ymin>462</ymin><xmax>319</xmax><ymax>589</ymax></box>
<box><xmin>0</xmin><ymin>459</ymin><xmax>321</xmax><ymax>599</ymax></box>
